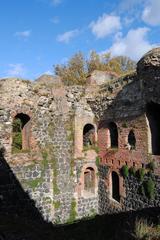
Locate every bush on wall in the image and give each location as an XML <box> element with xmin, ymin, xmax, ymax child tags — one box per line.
<box><xmin>121</xmin><ymin>165</ymin><xmax>129</xmax><ymax>178</ymax></box>
<box><xmin>144</xmin><ymin>178</ymin><xmax>155</xmax><ymax>200</ymax></box>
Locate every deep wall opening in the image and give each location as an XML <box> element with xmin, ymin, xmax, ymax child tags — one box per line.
<box><xmin>83</xmin><ymin>124</ymin><xmax>95</xmax><ymax>147</ymax></box>
<box><xmin>108</xmin><ymin>122</ymin><xmax>118</xmax><ymax>148</ymax></box>
<box><xmin>146</xmin><ymin>102</ymin><xmax>160</xmax><ymax>155</ymax></box>
<box><xmin>112</xmin><ymin>171</ymin><xmax>120</xmax><ymax>202</ymax></box>
<box><xmin>12</xmin><ymin>113</ymin><xmax>31</xmax><ymax>152</ymax></box>
<box><xmin>128</xmin><ymin>130</ymin><xmax>136</xmax><ymax>149</ymax></box>
<box><xmin>84</xmin><ymin>167</ymin><xmax>95</xmax><ymax>193</ymax></box>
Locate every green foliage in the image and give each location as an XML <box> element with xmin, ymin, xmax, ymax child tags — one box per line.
<box><xmin>144</xmin><ymin>178</ymin><xmax>155</xmax><ymax>200</ymax></box>
<box><xmin>54</xmin><ymin>52</ymin><xmax>87</xmax><ymax>85</ymax></box>
<box><xmin>26</xmin><ymin>177</ymin><xmax>43</xmax><ymax>190</ymax></box>
<box><xmin>134</xmin><ymin>218</ymin><xmax>150</xmax><ymax>240</ymax></box>
<box><xmin>147</xmin><ymin>161</ymin><xmax>155</xmax><ymax>171</ymax></box>
<box><xmin>70</xmin><ymin>159</ymin><xmax>75</xmax><ymax>176</ymax></box>
<box><xmin>133</xmin><ymin>218</ymin><xmax>160</xmax><ymax>240</ymax></box>
<box><xmin>121</xmin><ymin>165</ymin><xmax>129</xmax><ymax>178</ymax></box>
<box><xmin>94</xmin><ymin>145</ymin><xmax>100</xmax><ymax>154</ymax></box>
<box><xmin>137</xmin><ymin>168</ymin><xmax>145</xmax><ymax>182</ymax></box>
<box><xmin>122</xmin><ymin>122</ymin><xmax>128</xmax><ymax>128</ymax></box>
<box><xmin>41</xmin><ymin>150</ymin><xmax>48</xmax><ymax>168</ymax></box>
<box><xmin>54</xmin><ymin>51</ymin><xmax>136</xmax><ymax>85</ymax></box>
<box><xmin>96</xmin><ymin>156</ymin><xmax>100</xmax><ymax>166</ymax></box>
<box><xmin>83</xmin><ymin>144</ymin><xmax>99</xmax><ymax>153</ymax></box>
<box><xmin>129</xmin><ymin>166</ymin><xmax>136</xmax><ymax>176</ymax></box>
<box><xmin>12</xmin><ymin>118</ymin><xmax>22</xmax><ymax>153</ymax></box>
<box><xmin>53</xmin><ymin>162</ymin><xmax>60</xmax><ymax>194</ymax></box>
<box><xmin>12</xmin><ymin>133</ymin><xmax>22</xmax><ymax>153</ymax></box>
<box><xmin>53</xmin><ymin>201</ymin><xmax>61</xmax><ymax>209</ymax></box>
<box><xmin>67</xmin><ymin>199</ymin><xmax>77</xmax><ymax>223</ymax></box>
<box><xmin>13</xmin><ymin>118</ymin><xmax>22</xmax><ymax>132</ymax></box>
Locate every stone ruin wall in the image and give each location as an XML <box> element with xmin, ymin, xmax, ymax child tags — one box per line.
<box><xmin>0</xmin><ymin>48</ymin><xmax>160</xmax><ymax>224</ymax></box>
<box><xmin>0</xmin><ymin>77</ymin><xmax>100</xmax><ymax>223</ymax></box>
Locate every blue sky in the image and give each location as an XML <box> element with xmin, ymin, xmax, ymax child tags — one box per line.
<box><xmin>0</xmin><ymin>0</ymin><xmax>160</xmax><ymax>80</ymax></box>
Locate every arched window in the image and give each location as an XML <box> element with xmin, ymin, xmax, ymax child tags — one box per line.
<box><xmin>108</xmin><ymin>122</ymin><xmax>118</xmax><ymax>148</ymax></box>
<box><xmin>112</xmin><ymin>171</ymin><xmax>120</xmax><ymax>202</ymax></box>
<box><xmin>83</xmin><ymin>124</ymin><xmax>95</xmax><ymax>147</ymax></box>
<box><xmin>146</xmin><ymin>102</ymin><xmax>160</xmax><ymax>155</ymax></box>
<box><xmin>12</xmin><ymin>113</ymin><xmax>30</xmax><ymax>153</ymax></box>
<box><xmin>84</xmin><ymin>167</ymin><xmax>95</xmax><ymax>193</ymax></box>
<box><xmin>128</xmin><ymin>130</ymin><xmax>136</xmax><ymax>149</ymax></box>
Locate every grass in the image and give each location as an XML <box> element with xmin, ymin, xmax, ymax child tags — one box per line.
<box><xmin>134</xmin><ymin>218</ymin><xmax>150</xmax><ymax>239</ymax></box>
<box><xmin>133</xmin><ymin>218</ymin><xmax>160</xmax><ymax>240</ymax></box>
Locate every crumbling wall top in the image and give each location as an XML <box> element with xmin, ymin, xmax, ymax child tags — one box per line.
<box><xmin>137</xmin><ymin>47</ymin><xmax>160</xmax><ymax>73</ymax></box>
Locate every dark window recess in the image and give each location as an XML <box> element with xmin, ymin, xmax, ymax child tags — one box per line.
<box><xmin>12</xmin><ymin>113</ymin><xmax>30</xmax><ymax>152</ymax></box>
<box><xmin>112</xmin><ymin>171</ymin><xmax>120</xmax><ymax>202</ymax></box>
<box><xmin>84</xmin><ymin>167</ymin><xmax>95</xmax><ymax>193</ymax></box>
<box><xmin>83</xmin><ymin>124</ymin><xmax>95</xmax><ymax>147</ymax></box>
<box><xmin>128</xmin><ymin>130</ymin><xmax>136</xmax><ymax>149</ymax></box>
<box><xmin>146</xmin><ymin>102</ymin><xmax>160</xmax><ymax>155</ymax></box>
<box><xmin>109</xmin><ymin>122</ymin><xmax>118</xmax><ymax>148</ymax></box>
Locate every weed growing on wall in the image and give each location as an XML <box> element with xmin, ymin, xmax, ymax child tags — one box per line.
<box><xmin>53</xmin><ymin>201</ymin><xmax>61</xmax><ymax>209</ymax></box>
<box><xmin>137</xmin><ymin>168</ymin><xmax>145</xmax><ymax>182</ymax></box>
<box><xmin>147</xmin><ymin>161</ymin><xmax>155</xmax><ymax>171</ymax></box>
<box><xmin>144</xmin><ymin>178</ymin><xmax>155</xmax><ymax>200</ymax></box>
<box><xmin>121</xmin><ymin>165</ymin><xmax>129</xmax><ymax>178</ymax></box>
<box><xmin>68</xmin><ymin>199</ymin><xmax>77</xmax><ymax>223</ymax></box>
<box><xmin>96</xmin><ymin>156</ymin><xmax>100</xmax><ymax>166</ymax></box>
<box><xmin>129</xmin><ymin>166</ymin><xmax>136</xmax><ymax>176</ymax></box>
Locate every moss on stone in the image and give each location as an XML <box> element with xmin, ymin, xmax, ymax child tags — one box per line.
<box><xmin>26</xmin><ymin>177</ymin><xmax>43</xmax><ymax>189</ymax></box>
<box><xmin>96</xmin><ymin>156</ymin><xmax>100</xmax><ymax>166</ymax></box>
<box><xmin>53</xmin><ymin>201</ymin><xmax>61</xmax><ymax>209</ymax></box>
<box><xmin>67</xmin><ymin>199</ymin><xmax>77</xmax><ymax>223</ymax></box>
<box><xmin>70</xmin><ymin>158</ymin><xmax>75</xmax><ymax>176</ymax></box>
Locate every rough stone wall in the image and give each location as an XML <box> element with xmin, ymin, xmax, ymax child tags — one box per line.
<box><xmin>0</xmin><ymin>77</ymin><xmax>99</xmax><ymax>224</ymax></box>
<box><xmin>0</xmin><ymin>48</ymin><xmax>160</xmax><ymax>224</ymax></box>
<box><xmin>90</xmin><ymin>48</ymin><xmax>160</xmax><ymax>215</ymax></box>
<box><xmin>124</xmin><ymin>174</ymin><xmax>160</xmax><ymax>211</ymax></box>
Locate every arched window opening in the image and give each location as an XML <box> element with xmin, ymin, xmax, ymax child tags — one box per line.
<box><xmin>84</xmin><ymin>167</ymin><xmax>95</xmax><ymax>193</ymax></box>
<box><xmin>128</xmin><ymin>130</ymin><xmax>136</xmax><ymax>150</ymax></box>
<box><xmin>12</xmin><ymin>113</ymin><xmax>30</xmax><ymax>153</ymax></box>
<box><xmin>83</xmin><ymin>124</ymin><xmax>95</xmax><ymax>147</ymax></box>
<box><xmin>109</xmin><ymin>122</ymin><xmax>118</xmax><ymax>148</ymax></box>
<box><xmin>112</xmin><ymin>171</ymin><xmax>120</xmax><ymax>202</ymax></box>
<box><xmin>146</xmin><ymin>102</ymin><xmax>160</xmax><ymax>155</ymax></box>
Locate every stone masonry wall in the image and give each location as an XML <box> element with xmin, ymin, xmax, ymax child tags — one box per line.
<box><xmin>0</xmin><ymin>48</ymin><xmax>160</xmax><ymax>224</ymax></box>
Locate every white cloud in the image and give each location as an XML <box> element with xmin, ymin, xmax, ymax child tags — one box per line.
<box><xmin>123</xmin><ymin>17</ymin><xmax>134</xmax><ymax>26</ymax></box>
<box><xmin>119</xmin><ymin>0</ymin><xmax>145</xmax><ymax>12</ymax></box>
<box><xmin>43</xmin><ymin>70</ymin><xmax>53</xmax><ymax>75</ymax></box>
<box><xmin>15</xmin><ymin>30</ymin><xmax>31</xmax><ymax>38</ymax></box>
<box><xmin>7</xmin><ymin>64</ymin><xmax>26</xmax><ymax>77</ymax></box>
<box><xmin>108</xmin><ymin>28</ymin><xmax>155</xmax><ymax>60</ymax></box>
<box><xmin>89</xmin><ymin>14</ymin><xmax>121</xmax><ymax>39</ymax></box>
<box><xmin>50</xmin><ymin>16</ymin><xmax>59</xmax><ymax>24</ymax></box>
<box><xmin>142</xmin><ymin>0</ymin><xmax>160</xmax><ymax>26</ymax></box>
<box><xmin>51</xmin><ymin>0</ymin><xmax>61</xmax><ymax>6</ymax></box>
<box><xmin>57</xmin><ymin>29</ymin><xmax>79</xmax><ymax>43</ymax></box>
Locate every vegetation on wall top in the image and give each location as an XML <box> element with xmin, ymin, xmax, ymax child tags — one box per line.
<box><xmin>54</xmin><ymin>51</ymin><xmax>136</xmax><ymax>85</ymax></box>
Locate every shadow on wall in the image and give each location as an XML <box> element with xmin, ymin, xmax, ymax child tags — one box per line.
<box><xmin>0</xmin><ymin>147</ymin><xmax>159</xmax><ymax>239</ymax></box>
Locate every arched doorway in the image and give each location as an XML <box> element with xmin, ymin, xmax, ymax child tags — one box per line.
<box><xmin>84</xmin><ymin>167</ymin><xmax>95</xmax><ymax>193</ymax></box>
<box><xmin>12</xmin><ymin>113</ymin><xmax>31</xmax><ymax>153</ymax></box>
<box><xmin>83</xmin><ymin>124</ymin><xmax>95</xmax><ymax>147</ymax></box>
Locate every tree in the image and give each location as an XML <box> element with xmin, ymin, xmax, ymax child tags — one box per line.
<box><xmin>54</xmin><ymin>51</ymin><xmax>136</xmax><ymax>85</ymax></box>
<box><xmin>54</xmin><ymin>52</ymin><xmax>87</xmax><ymax>85</ymax></box>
